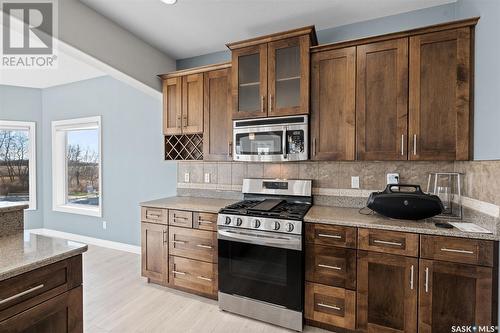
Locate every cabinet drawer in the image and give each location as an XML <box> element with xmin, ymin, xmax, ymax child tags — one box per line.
<box><xmin>305</xmin><ymin>223</ymin><xmax>357</xmax><ymax>248</ymax></box>
<box><xmin>305</xmin><ymin>244</ymin><xmax>356</xmax><ymax>290</ymax></box>
<box><xmin>169</xmin><ymin>256</ymin><xmax>217</xmax><ymax>297</ymax></box>
<box><xmin>169</xmin><ymin>210</ymin><xmax>193</xmax><ymax>228</ymax></box>
<box><xmin>141</xmin><ymin>207</ymin><xmax>167</xmax><ymax>224</ymax></box>
<box><xmin>420</xmin><ymin>235</ymin><xmax>495</xmax><ymax>267</ymax></box>
<box><xmin>169</xmin><ymin>226</ymin><xmax>217</xmax><ymax>263</ymax></box>
<box><xmin>305</xmin><ymin>282</ymin><xmax>356</xmax><ymax>330</ymax></box>
<box><xmin>0</xmin><ymin>255</ymin><xmax>82</xmax><ymax>322</ymax></box>
<box><xmin>193</xmin><ymin>212</ymin><xmax>217</xmax><ymax>231</ymax></box>
<box><xmin>358</xmin><ymin>228</ymin><xmax>419</xmax><ymax>257</ymax></box>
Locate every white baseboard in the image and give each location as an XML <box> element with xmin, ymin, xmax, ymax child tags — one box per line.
<box><xmin>27</xmin><ymin>228</ymin><xmax>141</xmax><ymax>254</ymax></box>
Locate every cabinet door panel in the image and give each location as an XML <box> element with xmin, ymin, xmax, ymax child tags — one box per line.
<box><xmin>409</xmin><ymin>28</ymin><xmax>471</xmax><ymax>160</ymax></box>
<box><xmin>311</xmin><ymin>47</ymin><xmax>355</xmax><ymax>160</ymax></box>
<box><xmin>268</xmin><ymin>36</ymin><xmax>310</xmax><ymax>117</ymax></box>
<box><xmin>203</xmin><ymin>68</ymin><xmax>233</xmax><ymax>160</ymax></box>
<box><xmin>163</xmin><ymin>77</ymin><xmax>182</xmax><ymax>135</ymax></box>
<box><xmin>232</xmin><ymin>45</ymin><xmax>268</xmax><ymax>119</ymax></box>
<box><xmin>141</xmin><ymin>222</ymin><xmax>168</xmax><ymax>284</ymax></box>
<box><xmin>357</xmin><ymin>251</ymin><xmax>417</xmax><ymax>333</ymax></box>
<box><xmin>419</xmin><ymin>259</ymin><xmax>495</xmax><ymax>333</ymax></box>
<box><xmin>182</xmin><ymin>74</ymin><xmax>204</xmax><ymax>134</ymax></box>
<box><xmin>357</xmin><ymin>38</ymin><xmax>408</xmax><ymax>161</ymax></box>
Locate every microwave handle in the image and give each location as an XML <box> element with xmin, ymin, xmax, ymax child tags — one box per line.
<box><xmin>282</xmin><ymin>127</ymin><xmax>287</xmax><ymax>159</ymax></box>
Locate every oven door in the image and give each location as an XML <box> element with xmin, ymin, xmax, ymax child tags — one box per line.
<box><xmin>218</xmin><ymin>227</ymin><xmax>303</xmax><ymax>311</ymax></box>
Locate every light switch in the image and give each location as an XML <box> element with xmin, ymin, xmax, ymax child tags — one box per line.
<box><xmin>204</xmin><ymin>173</ymin><xmax>210</xmax><ymax>183</ymax></box>
<box><xmin>184</xmin><ymin>172</ymin><xmax>190</xmax><ymax>183</ymax></box>
<box><xmin>351</xmin><ymin>176</ymin><xmax>360</xmax><ymax>189</ymax></box>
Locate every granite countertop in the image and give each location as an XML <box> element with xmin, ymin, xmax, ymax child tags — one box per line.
<box><xmin>0</xmin><ymin>202</ymin><xmax>29</xmax><ymax>213</ymax></box>
<box><xmin>305</xmin><ymin>205</ymin><xmax>500</xmax><ymax>241</ymax></box>
<box><xmin>0</xmin><ymin>231</ymin><xmax>88</xmax><ymax>281</ymax></box>
<box><xmin>140</xmin><ymin>196</ymin><xmax>239</xmax><ymax>214</ymax></box>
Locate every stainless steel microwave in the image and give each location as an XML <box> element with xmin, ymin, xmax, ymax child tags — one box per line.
<box><xmin>233</xmin><ymin>115</ymin><xmax>308</xmax><ymax>162</ymax></box>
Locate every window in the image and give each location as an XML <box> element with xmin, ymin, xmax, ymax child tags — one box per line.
<box><xmin>52</xmin><ymin>116</ymin><xmax>101</xmax><ymax>217</ymax></box>
<box><xmin>0</xmin><ymin>121</ymin><xmax>36</xmax><ymax>209</ymax></box>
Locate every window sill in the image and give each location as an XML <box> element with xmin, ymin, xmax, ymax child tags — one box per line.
<box><xmin>53</xmin><ymin>204</ymin><xmax>102</xmax><ymax>217</ymax></box>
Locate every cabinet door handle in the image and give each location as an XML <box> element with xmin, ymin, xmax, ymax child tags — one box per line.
<box><xmin>410</xmin><ymin>265</ymin><xmax>414</xmax><ymax>290</ymax></box>
<box><xmin>228</xmin><ymin>142</ymin><xmax>233</xmax><ymax>157</ymax></box>
<box><xmin>269</xmin><ymin>94</ymin><xmax>273</xmax><ymax>113</ymax></box>
<box><xmin>317</xmin><ymin>303</ymin><xmax>341</xmax><ymax>311</ymax></box>
<box><xmin>318</xmin><ymin>233</ymin><xmax>342</xmax><ymax>239</ymax></box>
<box><xmin>172</xmin><ymin>270</ymin><xmax>186</xmax><ymax>276</ymax></box>
<box><xmin>261</xmin><ymin>95</ymin><xmax>265</xmax><ymax>113</ymax></box>
<box><xmin>171</xmin><ymin>240</ymin><xmax>186</xmax><ymax>245</ymax></box>
<box><xmin>441</xmin><ymin>247</ymin><xmax>474</xmax><ymax>254</ymax></box>
<box><xmin>197</xmin><ymin>276</ymin><xmax>212</xmax><ymax>282</ymax></box>
<box><xmin>425</xmin><ymin>267</ymin><xmax>429</xmax><ymax>293</ymax></box>
<box><xmin>176</xmin><ymin>114</ymin><xmax>181</xmax><ymax>128</ymax></box>
<box><xmin>312</xmin><ymin>138</ymin><xmax>317</xmax><ymax>157</ymax></box>
<box><xmin>183</xmin><ymin>114</ymin><xmax>187</xmax><ymax>128</ymax></box>
<box><xmin>413</xmin><ymin>134</ymin><xmax>417</xmax><ymax>155</ymax></box>
<box><xmin>0</xmin><ymin>284</ymin><xmax>44</xmax><ymax>305</ymax></box>
<box><xmin>196</xmin><ymin>244</ymin><xmax>213</xmax><ymax>249</ymax></box>
<box><xmin>163</xmin><ymin>230</ymin><xmax>167</xmax><ymax>243</ymax></box>
<box><xmin>318</xmin><ymin>264</ymin><xmax>342</xmax><ymax>271</ymax></box>
<box><xmin>401</xmin><ymin>134</ymin><xmax>405</xmax><ymax>155</ymax></box>
<box><xmin>373</xmin><ymin>239</ymin><xmax>403</xmax><ymax>247</ymax></box>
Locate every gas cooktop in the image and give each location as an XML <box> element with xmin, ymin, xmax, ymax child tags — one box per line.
<box><xmin>219</xmin><ymin>198</ymin><xmax>311</xmax><ymax>221</ymax></box>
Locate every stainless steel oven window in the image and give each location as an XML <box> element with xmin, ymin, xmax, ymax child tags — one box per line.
<box><xmin>235</xmin><ymin>131</ymin><xmax>284</xmax><ymax>156</ymax></box>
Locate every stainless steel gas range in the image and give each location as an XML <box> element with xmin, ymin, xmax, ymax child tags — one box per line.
<box><xmin>217</xmin><ymin>178</ymin><xmax>312</xmax><ymax>331</ymax></box>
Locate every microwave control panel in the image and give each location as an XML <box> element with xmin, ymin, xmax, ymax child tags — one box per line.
<box><xmin>287</xmin><ymin>130</ymin><xmax>305</xmax><ymax>154</ymax></box>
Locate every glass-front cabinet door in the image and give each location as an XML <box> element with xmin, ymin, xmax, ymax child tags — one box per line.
<box><xmin>268</xmin><ymin>35</ymin><xmax>310</xmax><ymax>117</ymax></box>
<box><xmin>232</xmin><ymin>44</ymin><xmax>268</xmax><ymax>119</ymax></box>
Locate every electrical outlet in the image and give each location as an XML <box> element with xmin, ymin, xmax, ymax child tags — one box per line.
<box><xmin>351</xmin><ymin>176</ymin><xmax>360</xmax><ymax>189</ymax></box>
<box><xmin>102</xmin><ymin>221</ymin><xmax>107</xmax><ymax>230</ymax></box>
<box><xmin>204</xmin><ymin>172</ymin><xmax>210</xmax><ymax>183</ymax></box>
<box><xmin>184</xmin><ymin>172</ymin><xmax>190</xmax><ymax>183</ymax></box>
<box><xmin>387</xmin><ymin>173</ymin><xmax>400</xmax><ymax>185</ymax></box>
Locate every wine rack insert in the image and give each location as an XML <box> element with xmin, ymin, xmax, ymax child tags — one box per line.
<box><xmin>165</xmin><ymin>134</ymin><xmax>203</xmax><ymax>160</ymax></box>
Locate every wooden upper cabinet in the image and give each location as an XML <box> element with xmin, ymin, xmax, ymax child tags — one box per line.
<box><xmin>311</xmin><ymin>46</ymin><xmax>356</xmax><ymax>160</ymax></box>
<box><xmin>357</xmin><ymin>250</ymin><xmax>418</xmax><ymax>333</ymax></box>
<box><xmin>228</xmin><ymin>26</ymin><xmax>317</xmax><ymax>119</ymax></box>
<box><xmin>356</xmin><ymin>38</ymin><xmax>409</xmax><ymax>161</ymax></box>
<box><xmin>409</xmin><ymin>28</ymin><xmax>471</xmax><ymax>160</ymax></box>
<box><xmin>203</xmin><ymin>68</ymin><xmax>233</xmax><ymax>161</ymax></box>
<box><xmin>182</xmin><ymin>73</ymin><xmax>204</xmax><ymax>134</ymax></box>
<box><xmin>163</xmin><ymin>77</ymin><xmax>182</xmax><ymax>135</ymax></box>
<box><xmin>419</xmin><ymin>259</ymin><xmax>494</xmax><ymax>333</ymax></box>
<box><xmin>268</xmin><ymin>35</ymin><xmax>310</xmax><ymax>117</ymax></box>
<box><xmin>231</xmin><ymin>45</ymin><xmax>268</xmax><ymax>119</ymax></box>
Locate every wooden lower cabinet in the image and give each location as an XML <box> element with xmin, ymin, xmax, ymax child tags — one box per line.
<box><xmin>418</xmin><ymin>259</ymin><xmax>496</xmax><ymax>333</ymax></box>
<box><xmin>169</xmin><ymin>256</ymin><xmax>218</xmax><ymax>298</ymax></box>
<box><xmin>141</xmin><ymin>222</ymin><xmax>168</xmax><ymax>284</ymax></box>
<box><xmin>306</xmin><ymin>244</ymin><xmax>356</xmax><ymax>290</ymax></box>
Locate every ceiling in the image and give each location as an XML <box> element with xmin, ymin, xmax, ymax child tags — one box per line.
<box><xmin>79</xmin><ymin>0</ymin><xmax>456</xmax><ymax>60</ymax></box>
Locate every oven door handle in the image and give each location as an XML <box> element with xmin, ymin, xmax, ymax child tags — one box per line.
<box><xmin>217</xmin><ymin>229</ymin><xmax>301</xmax><ymax>251</ymax></box>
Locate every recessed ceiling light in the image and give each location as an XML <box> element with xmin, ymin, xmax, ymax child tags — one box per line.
<box><xmin>161</xmin><ymin>0</ymin><xmax>177</xmax><ymax>4</ymax></box>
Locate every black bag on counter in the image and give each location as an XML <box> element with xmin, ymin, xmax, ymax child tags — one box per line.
<box><xmin>366</xmin><ymin>184</ymin><xmax>444</xmax><ymax>220</ymax></box>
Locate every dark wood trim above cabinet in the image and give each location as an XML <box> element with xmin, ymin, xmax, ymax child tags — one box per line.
<box><xmin>159</xmin><ymin>62</ymin><xmax>231</xmax><ymax>80</ymax></box>
<box><xmin>310</xmin><ymin>17</ymin><xmax>479</xmax><ymax>53</ymax></box>
<box><xmin>227</xmin><ymin>25</ymin><xmax>317</xmax><ymax>50</ymax></box>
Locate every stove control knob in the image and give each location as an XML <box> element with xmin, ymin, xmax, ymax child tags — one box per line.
<box><xmin>253</xmin><ymin>219</ymin><xmax>261</xmax><ymax>228</ymax></box>
<box><xmin>236</xmin><ymin>218</ymin><xmax>243</xmax><ymax>226</ymax></box>
<box><xmin>273</xmin><ymin>221</ymin><xmax>281</xmax><ymax>231</ymax></box>
<box><xmin>224</xmin><ymin>216</ymin><xmax>231</xmax><ymax>225</ymax></box>
<box><xmin>285</xmin><ymin>223</ymin><xmax>294</xmax><ymax>232</ymax></box>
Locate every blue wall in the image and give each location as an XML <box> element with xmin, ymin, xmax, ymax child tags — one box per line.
<box><xmin>176</xmin><ymin>0</ymin><xmax>500</xmax><ymax>160</ymax></box>
<box><xmin>41</xmin><ymin>76</ymin><xmax>177</xmax><ymax>245</ymax></box>
<box><xmin>0</xmin><ymin>85</ymin><xmax>44</xmax><ymax>229</ymax></box>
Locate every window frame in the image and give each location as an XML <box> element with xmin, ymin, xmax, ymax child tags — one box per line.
<box><xmin>52</xmin><ymin>116</ymin><xmax>102</xmax><ymax>217</ymax></box>
<box><xmin>0</xmin><ymin>120</ymin><xmax>37</xmax><ymax>210</ymax></box>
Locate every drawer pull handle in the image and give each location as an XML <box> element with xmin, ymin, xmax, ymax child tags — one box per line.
<box><xmin>171</xmin><ymin>240</ymin><xmax>186</xmax><ymax>245</ymax></box>
<box><xmin>147</xmin><ymin>214</ymin><xmax>161</xmax><ymax>218</ymax></box>
<box><xmin>0</xmin><ymin>284</ymin><xmax>44</xmax><ymax>305</ymax></box>
<box><xmin>440</xmin><ymin>247</ymin><xmax>474</xmax><ymax>254</ymax></box>
<box><xmin>425</xmin><ymin>267</ymin><xmax>429</xmax><ymax>293</ymax></box>
<box><xmin>410</xmin><ymin>265</ymin><xmax>414</xmax><ymax>290</ymax></box>
<box><xmin>198</xmin><ymin>220</ymin><xmax>214</xmax><ymax>224</ymax></box>
<box><xmin>197</xmin><ymin>276</ymin><xmax>212</xmax><ymax>282</ymax></box>
<box><xmin>318</xmin><ymin>264</ymin><xmax>342</xmax><ymax>271</ymax></box>
<box><xmin>373</xmin><ymin>239</ymin><xmax>403</xmax><ymax>247</ymax></box>
<box><xmin>196</xmin><ymin>244</ymin><xmax>213</xmax><ymax>249</ymax></box>
<box><xmin>173</xmin><ymin>215</ymin><xmax>188</xmax><ymax>220</ymax></box>
<box><xmin>317</xmin><ymin>303</ymin><xmax>341</xmax><ymax>311</ymax></box>
<box><xmin>318</xmin><ymin>233</ymin><xmax>342</xmax><ymax>239</ymax></box>
<box><xmin>172</xmin><ymin>270</ymin><xmax>186</xmax><ymax>276</ymax></box>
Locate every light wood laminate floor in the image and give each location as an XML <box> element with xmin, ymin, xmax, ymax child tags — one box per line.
<box><xmin>83</xmin><ymin>245</ymin><xmax>328</xmax><ymax>333</ymax></box>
